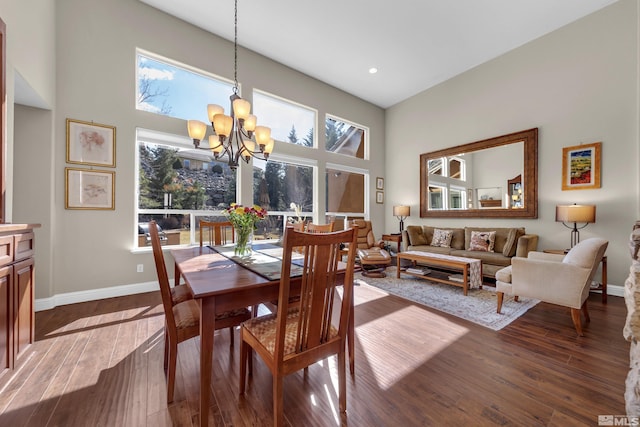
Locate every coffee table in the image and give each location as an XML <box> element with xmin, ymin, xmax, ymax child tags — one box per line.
<box><xmin>396</xmin><ymin>251</ymin><xmax>483</xmax><ymax>296</ymax></box>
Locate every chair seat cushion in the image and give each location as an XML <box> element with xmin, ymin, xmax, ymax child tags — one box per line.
<box><xmin>495</xmin><ymin>265</ymin><xmax>512</xmax><ymax>283</ymax></box>
<box><xmin>173</xmin><ymin>299</ymin><xmax>200</xmax><ymax>329</ymax></box>
<box><xmin>171</xmin><ymin>284</ymin><xmax>193</xmax><ymax>304</ymax></box>
<box><xmin>243</xmin><ymin>308</ymin><xmax>338</xmax><ymax>356</ymax></box>
<box><xmin>357</xmin><ymin>248</ymin><xmax>391</xmax><ymax>264</ymax></box>
<box><xmin>172</xmin><ymin>299</ymin><xmax>250</xmax><ymax>330</ymax></box>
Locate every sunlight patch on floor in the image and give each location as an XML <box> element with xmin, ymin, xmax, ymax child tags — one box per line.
<box><xmin>356</xmin><ymin>305</ymin><xmax>469</xmax><ymax>390</ymax></box>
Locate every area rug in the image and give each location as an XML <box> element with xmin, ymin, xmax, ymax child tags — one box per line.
<box><xmin>356</xmin><ymin>267</ymin><xmax>539</xmax><ymax>331</ymax></box>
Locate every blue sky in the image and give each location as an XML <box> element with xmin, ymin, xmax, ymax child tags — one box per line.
<box><xmin>137</xmin><ymin>54</ymin><xmax>315</xmax><ymax>144</ymax></box>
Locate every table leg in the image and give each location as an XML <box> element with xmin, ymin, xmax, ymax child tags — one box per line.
<box><xmin>348</xmin><ymin>295</ymin><xmax>355</xmax><ymax>375</ymax></box>
<box><xmin>602</xmin><ymin>257</ymin><xmax>607</xmax><ymax>304</ymax></box>
<box><xmin>200</xmin><ymin>297</ymin><xmax>216</xmax><ymax>427</ymax></box>
<box><xmin>174</xmin><ymin>263</ymin><xmax>181</xmax><ymax>288</ymax></box>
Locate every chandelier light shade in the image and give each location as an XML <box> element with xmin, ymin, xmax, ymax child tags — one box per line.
<box><xmin>186</xmin><ymin>0</ymin><xmax>273</xmax><ymax>170</ymax></box>
<box><xmin>393</xmin><ymin>205</ymin><xmax>410</xmax><ymax>233</ymax></box>
<box><xmin>555</xmin><ymin>203</ymin><xmax>596</xmax><ymax>248</ymax></box>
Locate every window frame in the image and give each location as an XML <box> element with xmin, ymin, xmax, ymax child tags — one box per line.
<box><xmin>325</xmin><ymin>162</ymin><xmax>369</xmax><ymax>220</ymax></box>
<box><xmin>252</xmin><ymin>89</ymin><xmax>318</xmax><ymax>148</ymax></box>
<box><xmin>325</xmin><ymin>114</ymin><xmax>369</xmax><ymax>160</ymax></box>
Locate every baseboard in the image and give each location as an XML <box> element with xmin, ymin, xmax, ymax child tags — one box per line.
<box><xmin>34</xmin><ymin>280</ymin><xmax>625</xmax><ymax>312</ymax></box>
<box><xmin>35</xmin><ymin>280</ymin><xmax>160</xmax><ymax>312</ymax></box>
<box><xmin>607</xmin><ymin>284</ymin><xmax>623</xmax><ymax>298</ymax></box>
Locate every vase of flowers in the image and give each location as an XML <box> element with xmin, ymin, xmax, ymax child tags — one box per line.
<box><xmin>224</xmin><ymin>203</ymin><xmax>267</xmax><ymax>257</ymax></box>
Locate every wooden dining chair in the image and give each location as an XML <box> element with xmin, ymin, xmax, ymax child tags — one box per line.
<box><xmin>200</xmin><ymin>220</ymin><xmax>235</xmax><ymax>247</ymax></box>
<box><xmin>239</xmin><ymin>226</ymin><xmax>358</xmax><ymax>426</ymax></box>
<box><xmin>306</xmin><ymin>221</ymin><xmax>335</xmax><ymax>233</ymax></box>
<box><xmin>149</xmin><ymin>221</ymin><xmax>251</xmax><ymax>403</ymax></box>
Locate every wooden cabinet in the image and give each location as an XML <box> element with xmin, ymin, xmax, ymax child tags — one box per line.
<box><xmin>0</xmin><ymin>226</ymin><xmax>37</xmax><ymax>380</ymax></box>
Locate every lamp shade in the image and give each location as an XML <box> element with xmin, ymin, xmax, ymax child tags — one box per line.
<box><xmin>555</xmin><ymin>204</ymin><xmax>596</xmax><ymax>223</ymax></box>
<box><xmin>393</xmin><ymin>205</ymin><xmax>410</xmax><ymax>217</ymax></box>
<box><xmin>187</xmin><ymin>120</ymin><xmax>207</xmax><ymax>141</ymax></box>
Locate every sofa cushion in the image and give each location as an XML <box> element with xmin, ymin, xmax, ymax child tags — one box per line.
<box><xmin>431</xmin><ymin>228</ymin><xmax>453</xmax><ymax>247</ymax></box>
<box><xmin>409</xmin><ymin>245</ymin><xmax>452</xmax><ymax>255</ymax></box>
<box><xmin>469</xmin><ymin>231</ymin><xmax>496</xmax><ymax>252</ymax></box>
<box><xmin>452</xmin><ymin>250</ymin><xmax>512</xmax><ymax>266</ymax></box>
<box><xmin>502</xmin><ymin>228</ymin><xmax>526</xmax><ymax>257</ymax></box>
<box><xmin>406</xmin><ymin>226</ymin><xmax>428</xmax><ymax>246</ymax></box>
<box><xmin>465</xmin><ymin>227</ymin><xmax>516</xmax><ymax>254</ymax></box>
<box><xmin>449</xmin><ymin>228</ymin><xmax>465</xmax><ymax>250</ymax></box>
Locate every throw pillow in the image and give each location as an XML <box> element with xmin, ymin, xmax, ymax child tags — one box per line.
<box><xmin>469</xmin><ymin>230</ymin><xmax>496</xmax><ymax>252</ymax></box>
<box><xmin>431</xmin><ymin>229</ymin><xmax>453</xmax><ymax>247</ymax></box>
<box><xmin>502</xmin><ymin>228</ymin><xmax>518</xmax><ymax>257</ymax></box>
<box><xmin>406</xmin><ymin>226</ymin><xmax>427</xmax><ymax>246</ymax></box>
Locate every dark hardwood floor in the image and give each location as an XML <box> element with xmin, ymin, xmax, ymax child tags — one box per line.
<box><xmin>0</xmin><ymin>282</ymin><xmax>627</xmax><ymax>426</ymax></box>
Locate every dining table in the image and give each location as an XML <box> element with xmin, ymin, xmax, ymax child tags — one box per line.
<box><xmin>170</xmin><ymin>243</ymin><xmax>355</xmax><ymax>427</ymax></box>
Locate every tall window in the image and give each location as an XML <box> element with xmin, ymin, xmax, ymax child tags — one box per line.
<box><xmin>325</xmin><ymin>115</ymin><xmax>367</xmax><ymax>159</ymax></box>
<box><xmin>252</xmin><ymin>91</ymin><xmax>316</xmax><ymax>147</ymax></box>
<box><xmin>136</xmin><ymin>50</ymin><xmax>234</xmax><ymax>122</ymax></box>
<box><xmin>136</xmin><ymin>129</ymin><xmax>237</xmax><ymax>247</ymax></box>
<box><xmin>326</xmin><ymin>166</ymin><xmax>366</xmax><ymax>217</ymax></box>
<box><xmin>252</xmin><ymin>157</ymin><xmax>315</xmax><ymax>239</ymax></box>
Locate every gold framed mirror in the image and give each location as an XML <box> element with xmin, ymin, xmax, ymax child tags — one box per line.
<box><xmin>419</xmin><ymin>128</ymin><xmax>538</xmax><ymax>218</ymax></box>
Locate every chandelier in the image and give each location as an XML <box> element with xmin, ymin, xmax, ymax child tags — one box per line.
<box><xmin>186</xmin><ymin>0</ymin><xmax>273</xmax><ymax>170</ymax></box>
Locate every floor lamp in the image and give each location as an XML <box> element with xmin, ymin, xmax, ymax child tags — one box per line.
<box><xmin>393</xmin><ymin>205</ymin><xmax>410</xmax><ymax>233</ymax></box>
<box><xmin>555</xmin><ymin>204</ymin><xmax>596</xmax><ymax>249</ymax></box>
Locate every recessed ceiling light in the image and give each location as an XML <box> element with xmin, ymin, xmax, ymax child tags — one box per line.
<box><xmin>368</xmin><ymin>67</ymin><xmax>378</xmax><ymax>74</ymax></box>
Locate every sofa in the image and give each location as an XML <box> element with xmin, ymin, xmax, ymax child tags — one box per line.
<box><xmin>401</xmin><ymin>225</ymin><xmax>538</xmax><ymax>278</ymax></box>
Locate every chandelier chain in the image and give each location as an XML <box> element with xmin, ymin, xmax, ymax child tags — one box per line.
<box><xmin>233</xmin><ymin>0</ymin><xmax>239</xmax><ymax>94</ymax></box>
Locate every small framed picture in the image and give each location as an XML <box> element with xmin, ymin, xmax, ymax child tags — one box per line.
<box><xmin>376</xmin><ymin>191</ymin><xmax>384</xmax><ymax>204</ymax></box>
<box><xmin>376</xmin><ymin>177</ymin><xmax>384</xmax><ymax>190</ymax></box>
<box><xmin>65</xmin><ymin>167</ymin><xmax>115</xmax><ymax>210</ymax></box>
<box><xmin>562</xmin><ymin>142</ymin><xmax>601</xmax><ymax>190</ymax></box>
<box><xmin>66</xmin><ymin>118</ymin><xmax>116</xmax><ymax>167</ymax></box>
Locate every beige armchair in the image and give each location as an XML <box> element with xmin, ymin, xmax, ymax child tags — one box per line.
<box><xmin>495</xmin><ymin>237</ymin><xmax>608</xmax><ymax>336</ymax></box>
<box><xmin>350</xmin><ymin>219</ymin><xmax>391</xmax><ymax>278</ymax></box>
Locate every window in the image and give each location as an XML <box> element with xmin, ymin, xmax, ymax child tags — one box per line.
<box><xmin>450</xmin><ymin>187</ymin><xmax>466</xmax><ymax>210</ymax></box>
<box><xmin>428</xmin><ymin>185</ymin><xmax>446</xmax><ymax>210</ymax></box>
<box><xmin>134</xmin><ymin>52</ymin><xmax>374</xmax><ymax>247</ymax></box>
<box><xmin>136</xmin><ymin>50</ymin><xmax>234</xmax><ymax>122</ymax></box>
<box><xmin>428</xmin><ymin>158</ymin><xmax>444</xmax><ymax>176</ymax></box>
<box><xmin>427</xmin><ymin>156</ymin><xmax>468</xmax><ymax>210</ymax></box>
<box><xmin>136</xmin><ymin>129</ymin><xmax>237</xmax><ymax>247</ymax></box>
<box><xmin>252</xmin><ymin>157</ymin><xmax>315</xmax><ymax>239</ymax></box>
<box><xmin>449</xmin><ymin>158</ymin><xmax>464</xmax><ymax>180</ymax></box>
<box><xmin>252</xmin><ymin>91</ymin><xmax>316</xmax><ymax>147</ymax></box>
<box><xmin>325</xmin><ymin>116</ymin><xmax>367</xmax><ymax>159</ymax></box>
<box><xmin>326</xmin><ymin>166</ymin><xmax>366</xmax><ymax>216</ymax></box>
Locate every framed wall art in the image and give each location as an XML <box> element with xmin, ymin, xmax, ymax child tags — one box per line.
<box><xmin>562</xmin><ymin>142</ymin><xmax>601</xmax><ymax>190</ymax></box>
<box><xmin>65</xmin><ymin>168</ymin><xmax>115</xmax><ymax>210</ymax></box>
<box><xmin>66</xmin><ymin>118</ymin><xmax>116</xmax><ymax>167</ymax></box>
<box><xmin>376</xmin><ymin>191</ymin><xmax>384</xmax><ymax>204</ymax></box>
<box><xmin>376</xmin><ymin>177</ymin><xmax>384</xmax><ymax>190</ymax></box>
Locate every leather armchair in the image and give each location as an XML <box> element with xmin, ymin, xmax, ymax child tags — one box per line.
<box><xmin>350</xmin><ymin>219</ymin><xmax>391</xmax><ymax>278</ymax></box>
<box><xmin>495</xmin><ymin>237</ymin><xmax>608</xmax><ymax>336</ymax></box>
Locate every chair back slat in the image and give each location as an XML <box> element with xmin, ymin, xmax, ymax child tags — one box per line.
<box><xmin>307</xmin><ymin>222</ymin><xmax>335</xmax><ymax>233</ymax></box>
<box><xmin>275</xmin><ymin>225</ymin><xmax>357</xmax><ymax>359</ymax></box>
<box><xmin>149</xmin><ymin>221</ymin><xmax>177</xmax><ymax>328</ymax></box>
<box><xmin>200</xmin><ymin>220</ymin><xmax>235</xmax><ymax>246</ymax></box>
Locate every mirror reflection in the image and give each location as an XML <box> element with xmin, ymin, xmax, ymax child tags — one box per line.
<box><xmin>419</xmin><ymin>128</ymin><xmax>538</xmax><ymax>218</ymax></box>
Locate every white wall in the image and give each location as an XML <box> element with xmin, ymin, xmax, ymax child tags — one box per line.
<box><xmin>4</xmin><ymin>0</ymin><xmax>381</xmax><ymax>300</ymax></box>
<box><xmin>386</xmin><ymin>0</ymin><xmax>639</xmax><ymax>286</ymax></box>
<box><xmin>0</xmin><ymin>0</ymin><xmax>56</xmax><ymax>297</ymax></box>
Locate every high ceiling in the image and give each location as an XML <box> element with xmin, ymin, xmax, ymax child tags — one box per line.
<box><xmin>139</xmin><ymin>0</ymin><xmax>618</xmax><ymax>108</ymax></box>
